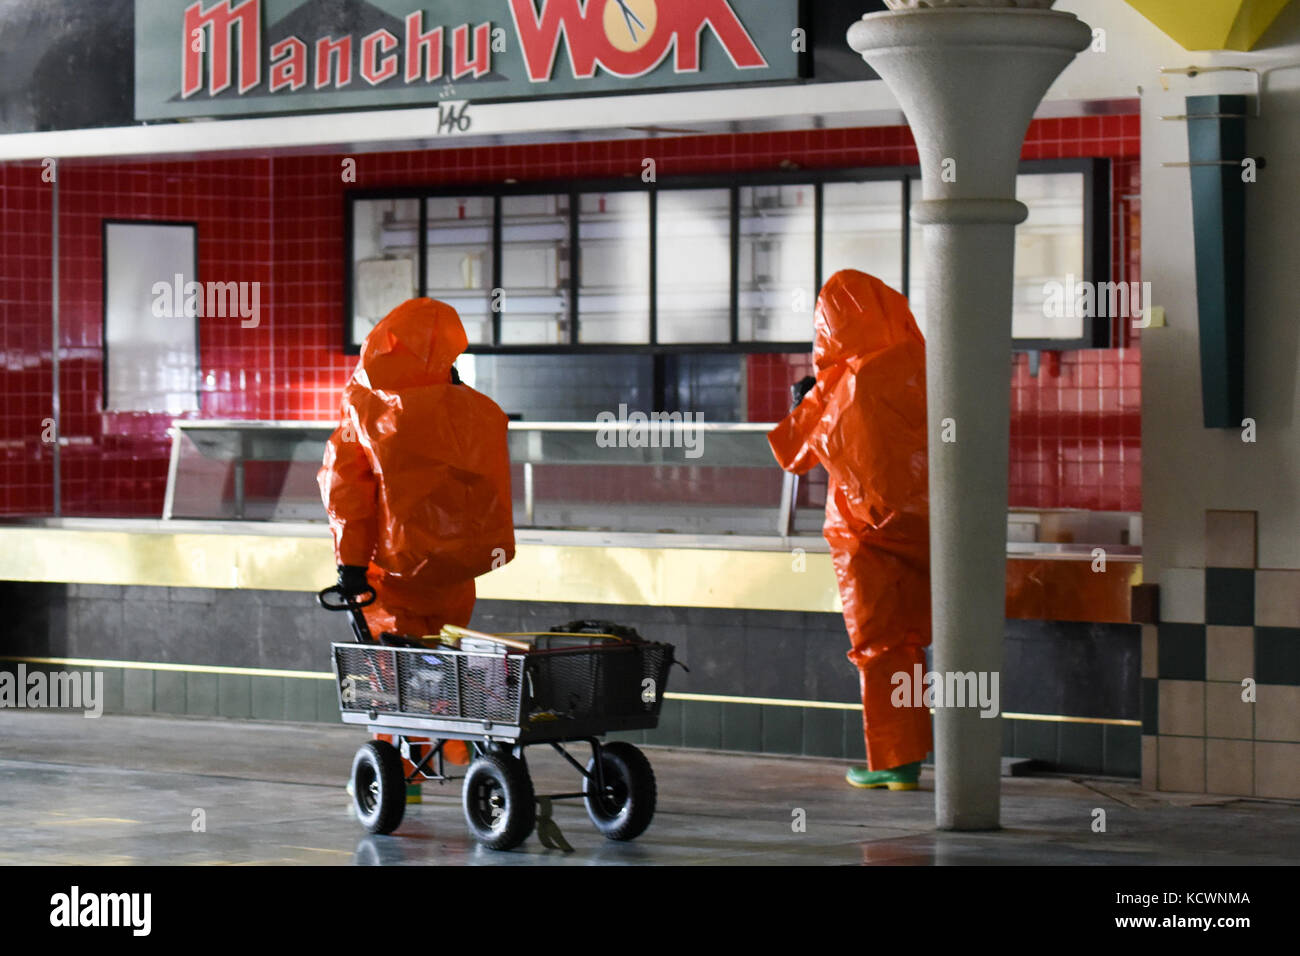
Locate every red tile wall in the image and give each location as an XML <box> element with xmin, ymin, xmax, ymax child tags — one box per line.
<box><xmin>54</xmin><ymin>158</ymin><xmax>274</xmax><ymax>515</ymax></box>
<box><xmin>0</xmin><ymin>114</ymin><xmax>1139</xmax><ymax>516</ymax></box>
<box><xmin>0</xmin><ymin>161</ymin><xmax>54</xmax><ymax>514</ymax></box>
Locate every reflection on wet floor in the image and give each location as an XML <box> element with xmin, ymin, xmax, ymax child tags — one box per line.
<box><xmin>1</xmin><ymin>712</ymin><xmax>1296</xmax><ymax>866</ymax></box>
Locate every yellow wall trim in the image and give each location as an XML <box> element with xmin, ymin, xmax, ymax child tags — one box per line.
<box><xmin>0</xmin><ymin>526</ymin><xmax>842</xmax><ymax>613</ymax></box>
<box><xmin>0</xmin><ymin>525</ymin><xmax>1139</xmax><ymax>619</ymax></box>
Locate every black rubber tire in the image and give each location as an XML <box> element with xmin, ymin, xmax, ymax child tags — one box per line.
<box><xmin>351</xmin><ymin>740</ymin><xmax>406</xmax><ymax>835</ymax></box>
<box><xmin>583</xmin><ymin>742</ymin><xmax>656</xmax><ymax>841</ymax></box>
<box><xmin>462</xmin><ymin>754</ymin><xmax>536</xmax><ymax>851</ymax></box>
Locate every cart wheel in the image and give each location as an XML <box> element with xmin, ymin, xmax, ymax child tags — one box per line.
<box><xmin>351</xmin><ymin>740</ymin><xmax>406</xmax><ymax>835</ymax></box>
<box><xmin>584</xmin><ymin>742</ymin><xmax>656</xmax><ymax>841</ymax></box>
<box><xmin>462</xmin><ymin>754</ymin><xmax>536</xmax><ymax>851</ymax></box>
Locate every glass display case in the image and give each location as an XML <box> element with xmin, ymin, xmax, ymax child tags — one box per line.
<box><xmin>737</xmin><ymin>183</ymin><xmax>816</xmax><ymax>343</ymax></box>
<box><xmin>424</xmin><ymin>195</ymin><xmax>495</xmax><ymax>345</ymax></box>
<box><xmin>821</xmin><ymin>179</ymin><xmax>905</xmax><ymax>295</ymax></box>
<box><xmin>345</xmin><ymin>160</ymin><xmax>1106</xmax><ymax>351</ymax></box>
<box><xmin>163</xmin><ymin>421</ymin><xmax>336</xmax><ymax>522</ymax></box>
<box><xmin>348</xmin><ymin>197</ymin><xmax>419</xmax><ymax>348</ymax></box>
<box><xmin>655</xmin><ymin>188</ymin><xmax>732</xmax><ymax>343</ymax></box>
<box><xmin>577</xmin><ymin>191</ymin><xmax>650</xmax><ymax>344</ymax></box>
<box><xmin>162</xmin><ymin>419</ymin><xmax>1137</xmax><ymax>553</ymax></box>
<box><xmin>162</xmin><ymin>419</ymin><xmax>813</xmax><ymax>536</ymax></box>
<box><xmin>909</xmin><ymin>169</ymin><xmax>1090</xmax><ymax>343</ymax></box>
<box><xmin>1010</xmin><ymin>172</ymin><xmax>1087</xmax><ymax>341</ymax></box>
<box><xmin>499</xmin><ymin>193</ymin><xmax>571</xmax><ymax>346</ymax></box>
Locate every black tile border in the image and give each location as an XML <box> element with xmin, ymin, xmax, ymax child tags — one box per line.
<box><xmin>1141</xmin><ymin>677</ymin><xmax>1159</xmax><ymax>734</ymax></box>
<box><xmin>1256</xmin><ymin>627</ymin><xmax>1300</xmax><ymax>686</ymax></box>
<box><xmin>1157</xmin><ymin>623</ymin><xmax>1207</xmax><ymax>680</ymax></box>
<box><xmin>1206</xmin><ymin>567</ymin><xmax>1255</xmax><ymax>626</ymax></box>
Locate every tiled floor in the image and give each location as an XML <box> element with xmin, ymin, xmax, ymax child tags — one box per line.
<box><xmin>1</xmin><ymin>712</ymin><xmax>1295</xmax><ymax>866</ymax></box>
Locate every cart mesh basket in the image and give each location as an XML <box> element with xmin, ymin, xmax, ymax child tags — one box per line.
<box><xmin>524</xmin><ymin>642</ymin><xmax>673</xmax><ymax>722</ymax></box>
<box><xmin>333</xmin><ymin>640</ymin><xmax>674</xmax><ymax>729</ymax></box>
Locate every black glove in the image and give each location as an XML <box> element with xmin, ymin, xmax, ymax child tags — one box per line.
<box><xmin>337</xmin><ymin>565</ymin><xmax>371</xmax><ymax>598</ymax></box>
<box><xmin>790</xmin><ymin>376</ymin><xmax>816</xmax><ymax>410</ymax></box>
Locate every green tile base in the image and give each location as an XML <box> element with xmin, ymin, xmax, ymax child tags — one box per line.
<box><xmin>0</xmin><ymin>662</ymin><xmax>1141</xmax><ymax>778</ymax></box>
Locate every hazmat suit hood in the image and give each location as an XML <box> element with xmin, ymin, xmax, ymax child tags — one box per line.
<box><xmin>354</xmin><ymin>297</ymin><xmax>468</xmax><ymax>391</ymax></box>
<box><xmin>813</xmin><ymin>270</ymin><xmax>923</xmax><ymax>371</ymax></box>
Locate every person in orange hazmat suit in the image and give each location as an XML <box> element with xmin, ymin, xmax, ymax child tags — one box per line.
<box><xmin>768</xmin><ymin>270</ymin><xmax>931</xmax><ymax>790</ymax></box>
<box><xmin>319</xmin><ymin>297</ymin><xmax>516</xmax><ymax>768</ymax></box>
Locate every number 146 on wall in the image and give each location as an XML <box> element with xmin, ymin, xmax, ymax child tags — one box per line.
<box><xmin>438</xmin><ymin>101</ymin><xmax>472</xmax><ymax>134</ymax></box>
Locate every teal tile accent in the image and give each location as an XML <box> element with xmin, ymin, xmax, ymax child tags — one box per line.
<box><xmin>721</xmin><ymin>702</ymin><xmax>761</xmax><ymax>752</ymax></box>
<box><xmin>1013</xmin><ymin>718</ymin><xmax>1059</xmax><ymax>764</ymax></box>
<box><xmin>682</xmin><ymin>699</ymin><xmax>722</xmax><ymax>750</ymax></box>
<box><xmin>185</xmin><ymin>673</ymin><xmax>219</xmax><ymax>717</ymax></box>
<box><xmin>1058</xmin><ymin>722</ymin><xmax>1104</xmax><ymax>773</ymax></box>
<box><xmin>153</xmin><ymin>670</ymin><xmax>186</xmax><ymax>715</ymax></box>
<box><xmin>801</xmin><ymin>707</ymin><xmax>842</xmax><ymax>758</ymax></box>
<box><xmin>123</xmin><ymin>669</ymin><xmax>154</xmax><ymax>714</ymax></box>
<box><xmin>842</xmin><ymin>709</ymin><xmax>866</xmax><ymax>762</ymax></box>
<box><xmin>218</xmin><ymin>674</ymin><xmax>252</xmax><ymax>718</ymax></box>
<box><xmin>645</xmin><ymin>698</ymin><xmax>682</xmax><ymax>747</ymax></box>
<box><xmin>760</xmin><ymin>704</ymin><xmax>802</xmax><ymax>755</ymax></box>
<box><xmin>250</xmin><ymin>676</ymin><xmax>285</xmax><ymax>721</ymax></box>
<box><xmin>283</xmin><ymin>677</ymin><xmax>319</xmax><ymax>723</ymax></box>
<box><xmin>1185</xmin><ymin>94</ymin><xmax>1248</xmax><ymax>427</ymax></box>
<box><xmin>316</xmin><ymin>678</ymin><xmax>341</xmax><ymax>723</ymax></box>
<box><xmin>1103</xmin><ymin>724</ymin><xmax>1141</xmax><ymax>777</ymax></box>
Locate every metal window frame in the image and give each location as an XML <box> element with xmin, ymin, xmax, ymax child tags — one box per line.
<box><xmin>342</xmin><ymin>157</ymin><xmax>1111</xmax><ymax>355</ymax></box>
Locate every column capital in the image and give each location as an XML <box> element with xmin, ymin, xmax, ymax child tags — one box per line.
<box><xmin>849</xmin><ymin>7</ymin><xmax>1092</xmax><ymax>199</ymax></box>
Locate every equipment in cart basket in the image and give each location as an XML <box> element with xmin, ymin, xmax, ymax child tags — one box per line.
<box><xmin>318</xmin><ymin>584</ymin><xmax>676</xmax><ymax>850</ymax></box>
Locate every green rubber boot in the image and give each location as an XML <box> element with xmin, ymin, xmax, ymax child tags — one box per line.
<box><xmin>845</xmin><ymin>761</ymin><xmax>921</xmax><ymax>790</ymax></box>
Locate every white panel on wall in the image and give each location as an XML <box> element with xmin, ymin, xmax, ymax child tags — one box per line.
<box><xmin>104</xmin><ymin>221</ymin><xmax>199</xmax><ymax>414</ymax></box>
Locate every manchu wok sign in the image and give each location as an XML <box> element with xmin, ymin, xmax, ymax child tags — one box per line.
<box><xmin>135</xmin><ymin>0</ymin><xmax>803</xmax><ymax>120</ymax></box>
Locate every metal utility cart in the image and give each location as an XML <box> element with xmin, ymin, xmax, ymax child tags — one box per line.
<box><xmin>319</xmin><ymin>586</ymin><xmax>675</xmax><ymax>851</ymax></box>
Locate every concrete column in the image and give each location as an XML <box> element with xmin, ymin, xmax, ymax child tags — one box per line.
<box><xmin>848</xmin><ymin>4</ymin><xmax>1091</xmax><ymax>830</ymax></box>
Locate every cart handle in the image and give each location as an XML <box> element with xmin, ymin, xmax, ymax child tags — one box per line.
<box><xmin>316</xmin><ymin>584</ymin><xmax>376</xmax><ymax>611</ymax></box>
<box><xmin>316</xmin><ymin>584</ymin><xmax>377</xmax><ymax>644</ymax></box>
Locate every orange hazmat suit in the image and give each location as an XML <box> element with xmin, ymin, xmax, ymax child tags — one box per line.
<box><xmin>318</xmin><ymin>297</ymin><xmax>516</xmax><ymax>641</ymax></box>
<box><xmin>768</xmin><ymin>270</ymin><xmax>932</xmax><ymax>771</ymax></box>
